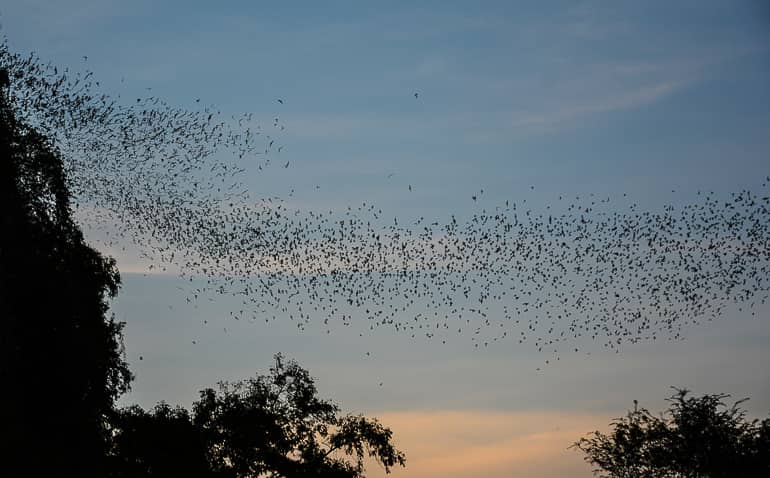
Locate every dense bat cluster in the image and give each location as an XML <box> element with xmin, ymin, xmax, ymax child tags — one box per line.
<box><xmin>3</xmin><ymin>42</ymin><xmax>768</xmax><ymax>358</ymax></box>
<box><xmin>0</xmin><ymin>41</ymin><xmax>280</xmax><ymax>220</ymax></box>
<box><xmin>158</xmin><ymin>187</ymin><xmax>769</xmax><ymax>358</ymax></box>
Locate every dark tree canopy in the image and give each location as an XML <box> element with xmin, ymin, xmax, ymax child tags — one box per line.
<box><xmin>0</xmin><ymin>70</ymin><xmax>132</xmax><ymax>476</ymax></box>
<box><xmin>108</xmin><ymin>353</ymin><xmax>406</xmax><ymax>478</ymax></box>
<box><xmin>1</xmin><ymin>60</ymin><xmax>404</xmax><ymax>478</ymax></box>
<box><xmin>572</xmin><ymin>388</ymin><xmax>770</xmax><ymax>477</ymax></box>
<box><xmin>107</xmin><ymin>403</ymin><xmax>213</xmax><ymax>478</ymax></box>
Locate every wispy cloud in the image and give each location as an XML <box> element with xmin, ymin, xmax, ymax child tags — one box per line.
<box><xmin>509</xmin><ymin>79</ymin><xmax>685</xmax><ymax>131</ymax></box>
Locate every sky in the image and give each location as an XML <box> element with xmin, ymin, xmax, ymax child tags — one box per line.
<box><xmin>3</xmin><ymin>1</ymin><xmax>770</xmax><ymax>477</ymax></box>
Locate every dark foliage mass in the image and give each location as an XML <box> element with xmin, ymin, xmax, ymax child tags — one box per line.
<box><xmin>1</xmin><ymin>63</ymin><xmax>403</xmax><ymax>477</ymax></box>
<box><xmin>573</xmin><ymin>389</ymin><xmax>770</xmax><ymax>477</ymax></box>
<box><xmin>0</xmin><ymin>69</ymin><xmax>132</xmax><ymax>476</ymax></box>
<box><xmin>108</xmin><ymin>354</ymin><xmax>405</xmax><ymax>478</ymax></box>
<box><xmin>2</xmin><ymin>40</ymin><xmax>769</xmax><ymax>360</ymax></box>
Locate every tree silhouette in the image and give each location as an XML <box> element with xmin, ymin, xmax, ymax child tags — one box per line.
<box><xmin>108</xmin><ymin>353</ymin><xmax>406</xmax><ymax>478</ymax></box>
<box><xmin>107</xmin><ymin>403</ymin><xmax>214</xmax><ymax>478</ymax></box>
<box><xmin>0</xmin><ymin>69</ymin><xmax>133</xmax><ymax>476</ymax></box>
<box><xmin>1</xmin><ymin>54</ymin><xmax>405</xmax><ymax>477</ymax></box>
<box><xmin>572</xmin><ymin>388</ymin><xmax>770</xmax><ymax>477</ymax></box>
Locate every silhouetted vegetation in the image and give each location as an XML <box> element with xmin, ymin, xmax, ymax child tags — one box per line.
<box><xmin>108</xmin><ymin>354</ymin><xmax>405</xmax><ymax>478</ymax></box>
<box><xmin>1</xmin><ymin>67</ymin><xmax>403</xmax><ymax>477</ymax></box>
<box><xmin>573</xmin><ymin>388</ymin><xmax>770</xmax><ymax>477</ymax></box>
<box><xmin>0</xmin><ymin>68</ymin><xmax>132</xmax><ymax>476</ymax></box>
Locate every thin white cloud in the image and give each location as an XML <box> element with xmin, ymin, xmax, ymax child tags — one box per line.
<box><xmin>509</xmin><ymin>79</ymin><xmax>685</xmax><ymax>131</ymax></box>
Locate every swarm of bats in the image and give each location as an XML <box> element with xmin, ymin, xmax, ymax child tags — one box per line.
<box><xmin>3</xmin><ymin>41</ymin><xmax>768</xmax><ymax>358</ymax></box>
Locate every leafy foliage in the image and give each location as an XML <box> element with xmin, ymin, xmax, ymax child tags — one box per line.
<box><xmin>0</xmin><ymin>69</ymin><xmax>132</xmax><ymax>476</ymax></box>
<box><xmin>572</xmin><ymin>388</ymin><xmax>770</xmax><ymax>477</ymax></box>
<box><xmin>109</xmin><ymin>354</ymin><xmax>406</xmax><ymax>478</ymax></box>
<box><xmin>107</xmin><ymin>403</ymin><xmax>213</xmax><ymax>478</ymax></box>
<box><xmin>1</xmin><ymin>52</ymin><xmax>403</xmax><ymax>477</ymax></box>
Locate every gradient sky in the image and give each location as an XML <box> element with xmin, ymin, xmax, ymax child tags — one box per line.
<box><xmin>3</xmin><ymin>2</ymin><xmax>770</xmax><ymax>477</ymax></box>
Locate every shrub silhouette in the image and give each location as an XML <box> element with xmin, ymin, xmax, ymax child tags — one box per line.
<box><xmin>108</xmin><ymin>353</ymin><xmax>406</xmax><ymax>478</ymax></box>
<box><xmin>573</xmin><ymin>388</ymin><xmax>770</xmax><ymax>477</ymax></box>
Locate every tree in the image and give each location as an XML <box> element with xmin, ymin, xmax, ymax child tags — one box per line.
<box><xmin>108</xmin><ymin>353</ymin><xmax>406</xmax><ymax>478</ymax></box>
<box><xmin>1</xmin><ymin>52</ymin><xmax>406</xmax><ymax>477</ymax></box>
<box><xmin>107</xmin><ymin>403</ymin><xmax>215</xmax><ymax>478</ymax></box>
<box><xmin>0</xmin><ymin>69</ymin><xmax>133</xmax><ymax>477</ymax></box>
<box><xmin>572</xmin><ymin>388</ymin><xmax>770</xmax><ymax>477</ymax></box>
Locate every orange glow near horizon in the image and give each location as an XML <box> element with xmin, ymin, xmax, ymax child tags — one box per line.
<box><xmin>363</xmin><ymin>409</ymin><xmax>614</xmax><ymax>478</ymax></box>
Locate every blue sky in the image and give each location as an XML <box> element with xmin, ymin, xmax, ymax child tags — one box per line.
<box><xmin>3</xmin><ymin>2</ymin><xmax>770</xmax><ymax>476</ymax></box>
